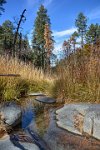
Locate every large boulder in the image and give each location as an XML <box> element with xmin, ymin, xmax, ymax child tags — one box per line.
<box><xmin>0</xmin><ymin>102</ymin><xmax>21</xmax><ymax>127</ymax></box>
<box><xmin>56</xmin><ymin>103</ymin><xmax>100</xmax><ymax>140</ymax></box>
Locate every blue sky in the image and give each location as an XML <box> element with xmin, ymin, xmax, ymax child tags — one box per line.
<box><xmin>0</xmin><ymin>0</ymin><xmax>100</xmax><ymax>55</ymax></box>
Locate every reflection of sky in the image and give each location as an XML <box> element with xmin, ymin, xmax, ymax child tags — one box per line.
<box><xmin>22</xmin><ymin>105</ymin><xmax>35</xmax><ymax>129</ymax></box>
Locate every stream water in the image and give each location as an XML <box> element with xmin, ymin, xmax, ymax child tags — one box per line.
<box><xmin>12</xmin><ymin>96</ymin><xmax>100</xmax><ymax>150</ymax></box>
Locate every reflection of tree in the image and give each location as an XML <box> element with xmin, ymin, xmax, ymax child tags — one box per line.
<box><xmin>35</xmin><ymin>107</ymin><xmax>50</xmax><ymax>137</ymax></box>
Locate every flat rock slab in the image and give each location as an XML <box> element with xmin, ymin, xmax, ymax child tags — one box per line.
<box><xmin>0</xmin><ymin>135</ymin><xmax>40</xmax><ymax>150</ymax></box>
<box><xmin>28</xmin><ymin>93</ymin><xmax>45</xmax><ymax>96</ymax></box>
<box><xmin>0</xmin><ymin>102</ymin><xmax>21</xmax><ymax>127</ymax></box>
<box><xmin>35</xmin><ymin>96</ymin><xmax>56</xmax><ymax>104</ymax></box>
<box><xmin>56</xmin><ymin>103</ymin><xmax>100</xmax><ymax>140</ymax></box>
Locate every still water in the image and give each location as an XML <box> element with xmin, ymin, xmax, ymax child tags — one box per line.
<box><xmin>15</xmin><ymin>97</ymin><xmax>100</xmax><ymax>150</ymax></box>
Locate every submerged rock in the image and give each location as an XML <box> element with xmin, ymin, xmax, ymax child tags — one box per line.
<box><xmin>0</xmin><ymin>102</ymin><xmax>21</xmax><ymax>127</ymax></box>
<box><xmin>35</xmin><ymin>96</ymin><xmax>56</xmax><ymax>104</ymax></box>
<box><xmin>56</xmin><ymin>103</ymin><xmax>100</xmax><ymax>140</ymax></box>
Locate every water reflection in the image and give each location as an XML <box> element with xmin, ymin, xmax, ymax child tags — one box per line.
<box><xmin>19</xmin><ymin>97</ymin><xmax>100</xmax><ymax>150</ymax></box>
<box><xmin>22</xmin><ymin>101</ymin><xmax>35</xmax><ymax>129</ymax></box>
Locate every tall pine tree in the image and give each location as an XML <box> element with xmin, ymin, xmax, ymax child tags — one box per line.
<box><xmin>86</xmin><ymin>23</ymin><xmax>100</xmax><ymax>44</ymax></box>
<box><xmin>75</xmin><ymin>12</ymin><xmax>87</xmax><ymax>48</ymax></box>
<box><xmin>32</xmin><ymin>5</ymin><xmax>51</xmax><ymax>69</ymax></box>
<box><xmin>1</xmin><ymin>20</ymin><xmax>14</xmax><ymax>55</ymax></box>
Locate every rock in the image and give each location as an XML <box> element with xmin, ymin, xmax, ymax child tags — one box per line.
<box><xmin>0</xmin><ymin>136</ymin><xmax>20</xmax><ymax>150</ymax></box>
<box><xmin>83</xmin><ymin>116</ymin><xmax>93</xmax><ymax>136</ymax></box>
<box><xmin>35</xmin><ymin>96</ymin><xmax>56</xmax><ymax>104</ymax></box>
<box><xmin>56</xmin><ymin>107</ymin><xmax>82</xmax><ymax>135</ymax></box>
<box><xmin>28</xmin><ymin>93</ymin><xmax>45</xmax><ymax>96</ymax></box>
<box><xmin>19</xmin><ymin>142</ymin><xmax>40</xmax><ymax>150</ymax></box>
<box><xmin>0</xmin><ymin>102</ymin><xmax>21</xmax><ymax>127</ymax></box>
<box><xmin>0</xmin><ymin>135</ymin><xmax>40</xmax><ymax>150</ymax></box>
<box><xmin>56</xmin><ymin>103</ymin><xmax>100</xmax><ymax>140</ymax></box>
<box><xmin>93</xmin><ymin>115</ymin><xmax>100</xmax><ymax>139</ymax></box>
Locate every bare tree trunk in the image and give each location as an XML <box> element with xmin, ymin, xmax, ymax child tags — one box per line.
<box><xmin>19</xmin><ymin>32</ymin><xmax>22</xmax><ymax>59</ymax></box>
<box><xmin>13</xmin><ymin>9</ymin><xmax>26</xmax><ymax>57</ymax></box>
<box><xmin>81</xmin><ymin>31</ymin><xmax>84</xmax><ymax>48</ymax></box>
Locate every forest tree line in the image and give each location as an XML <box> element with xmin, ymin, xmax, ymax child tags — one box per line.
<box><xmin>0</xmin><ymin>0</ymin><xmax>100</xmax><ymax>72</ymax></box>
<box><xmin>62</xmin><ymin>12</ymin><xmax>100</xmax><ymax>59</ymax></box>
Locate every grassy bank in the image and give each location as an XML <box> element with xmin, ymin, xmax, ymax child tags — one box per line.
<box><xmin>0</xmin><ymin>44</ymin><xmax>100</xmax><ymax>103</ymax></box>
<box><xmin>0</xmin><ymin>55</ymin><xmax>53</xmax><ymax>101</ymax></box>
<box><xmin>51</xmin><ymin>44</ymin><xmax>100</xmax><ymax>103</ymax></box>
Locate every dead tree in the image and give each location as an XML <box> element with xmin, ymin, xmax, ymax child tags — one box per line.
<box><xmin>18</xmin><ymin>32</ymin><xmax>22</xmax><ymax>59</ymax></box>
<box><xmin>44</xmin><ymin>24</ymin><xmax>54</xmax><ymax>72</ymax></box>
<box><xmin>13</xmin><ymin>9</ymin><xmax>26</xmax><ymax>57</ymax></box>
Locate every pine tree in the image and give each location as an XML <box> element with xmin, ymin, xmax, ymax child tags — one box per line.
<box><xmin>32</xmin><ymin>5</ymin><xmax>51</xmax><ymax>69</ymax></box>
<box><xmin>0</xmin><ymin>0</ymin><xmax>6</xmax><ymax>16</ymax></box>
<box><xmin>70</xmin><ymin>31</ymin><xmax>79</xmax><ymax>52</ymax></box>
<box><xmin>44</xmin><ymin>24</ymin><xmax>54</xmax><ymax>71</ymax></box>
<box><xmin>75</xmin><ymin>12</ymin><xmax>87</xmax><ymax>48</ymax></box>
<box><xmin>86</xmin><ymin>23</ymin><xmax>100</xmax><ymax>44</ymax></box>
<box><xmin>1</xmin><ymin>20</ymin><xmax>14</xmax><ymax>55</ymax></box>
<box><xmin>0</xmin><ymin>26</ymin><xmax>3</xmax><ymax>52</ymax></box>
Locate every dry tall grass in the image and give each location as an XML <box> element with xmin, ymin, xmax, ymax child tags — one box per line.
<box><xmin>52</xmin><ymin>44</ymin><xmax>100</xmax><ymax>103</ymax></box>
<box><xmin>0</xmin><ymin>55</ymin><xmax>52</xmax><ymax>81</ymax></box>
<box><xmin>0</xmin><ymin>55</ymin><xmax>53</xmax><ymax>101</ymax></box>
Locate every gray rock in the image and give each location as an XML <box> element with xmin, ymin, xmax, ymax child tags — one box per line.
<box><xmin>35</xmin><ymin>96</ymin><xmax>56</xmax><ymax>104</ymax></box>
<box><xmin>0</xmin><ymin>136</ymin><xmax>20</xmax><ymax>150</ymax></box>
<box><xmin>28</xmin><ymin>93</ymin><xmax>45</xmax><ymax>96</ymax></box>
<box><xmin>19</xmin><ymin>142</ymin><xmax>40</xmax><ymax>150</ymax></box>
<box><xmin>93</xmin><ymin>115</ymin><xmax>100</xmax><ymax>139</ymax></box>
<box><xmin>56</xmin><ymin>106</ymin><xmax>82</xmax><ymax>135</ymax></box>
<box><xmin>0</xmin><ymin>136</ymin><xmax>40</xmax><ymax>150</ymax></box>
<box><xmin>56</xmin><ymin>103</ymin><xmax>100</xmax><ymax>140</ymax></box>
<box><xmin>0</xmin><ymin>102</ymin><xmax>21</xmax><ymax>127</ymax></box>
<box><xmin>83</xmin><ymin>113</ymin><xmax>93</xmax><ymax>135</ymax></box>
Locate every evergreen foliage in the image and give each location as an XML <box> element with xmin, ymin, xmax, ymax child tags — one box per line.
<box><xmin>75</xmin><ymin>12</ymin><xmax>87</xmax><ymax>47</ymax></box>
<box><xmin>86</xmin><ymin>23</ymin><xmax>100</xmax><ymax>44</ymax></box>
<box><xmin>0</xmin><ymin>0</ymin><xmax>6</xmax><ymax>15</ymax></box>
<box><xmin>32</xmin><ymin>5</ymin><xmax>53</xmax><ymax>69</ymax></box>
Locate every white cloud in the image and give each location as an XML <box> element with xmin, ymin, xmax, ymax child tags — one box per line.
<box><xmin>53</xmin><ymin>43</ymin><xmax>62</xmax><ymax>54</ymax></box>
<box><xmin>43</xmin><ymin>0</ymin><xmax>53</xmax><ymax>7</ymax></box>
<box><xmin>88</xmin><ymin>7</ymin><xmax>100</xmax><ymax>20</ymax></box>
<box><xmin>52</xmin><ymin>27</ymin><xmax>77</xmax><ymax>56</ymax></box>
<box><xmin>27</xmin><ymin>29</ymin><xmax>33</xmax><ymax>46</ymax></box>
<box><xmin>53</xmin><ymin>27</ymin><xmax>77</xmax><ymax>38</ymax></box>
